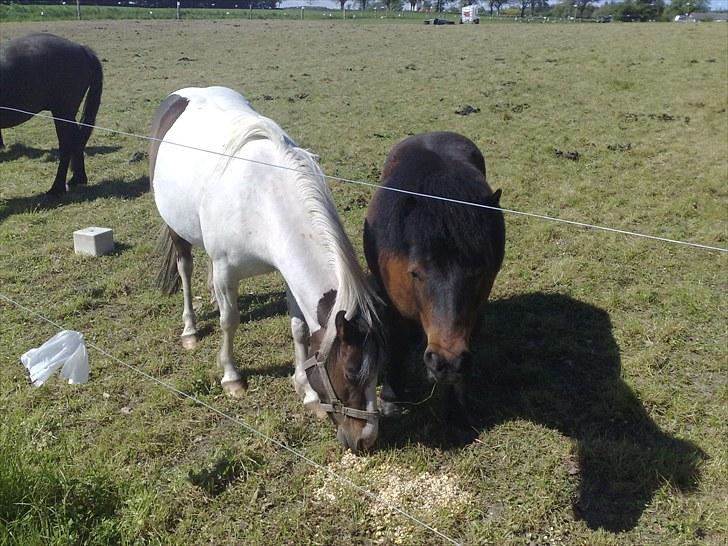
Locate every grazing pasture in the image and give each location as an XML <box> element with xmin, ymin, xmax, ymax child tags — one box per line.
<box><xmin>0</xmin><ymin>19</ymin><xmax>726</xmax><ymax>545</ymax></box>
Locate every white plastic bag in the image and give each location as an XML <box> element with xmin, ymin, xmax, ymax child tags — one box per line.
<box><xmin>20</xmin><ymin>330</ymin><xmax>89</xmax><ymax>386</ymax></box>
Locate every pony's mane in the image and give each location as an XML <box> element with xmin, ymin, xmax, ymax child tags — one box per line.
<box><xmin>214</xmin><ymin>108</ymin><xmax>380</xmax><ymax>367</ymax></box>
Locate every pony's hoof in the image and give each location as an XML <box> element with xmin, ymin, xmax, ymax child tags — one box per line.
<box><xmin>46</xmin><ymin>185</ymin><xmax>66</xmax><ymax>196</ymax></box>
<box><xmin>180</xmin><ymin>333</ymin><xmax>199</xmax><ymax>350</ymax></box>
<box><xmin>379</xmin><ymin>398</ymin><xmax>402</xmax><ymax>417</ymax></box>
<box><xmin>222</xmin><ymin>379</ymin><xmax>248</xmax><ymax>397</ymax></box>
<box><xmin>68</xmin><ymin>177</ymin><xmax>88</xmax><ymax>187</ymax></box>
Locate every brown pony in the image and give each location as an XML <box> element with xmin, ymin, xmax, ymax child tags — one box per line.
<box><xmin>364</xmin><ymin>132</ymin><xmax>505</xmax><ymax>428</ymax></box>
<box><xmin>0</xmin><ymin>33</ymin><xmax>103</xmax><ymax>195</ymax></box>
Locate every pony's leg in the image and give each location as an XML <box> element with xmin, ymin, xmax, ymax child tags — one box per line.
<box><xmin>174</xmin><ymin>237</ymin><xmax>199</xmax><ymax>350</ymax></box>
<box><xmin>49</xmin><ymin>116</ymin><xmax>75</xmax><ymax>195</ymax></box>
<box><xmin>212</xmin><ymin>263</ymin><xmax>247</xmax><ymax>396</ymax></box>
<box><xmin>69</xmin><ymin>144</ymin><xmax>88</xmax><ymax>187</ymax></box>
<box><xmin>444</xmin><ymin>381</ymin><xmax>477</xmax><ymax>444</ymax></box>
<box><xmin>286</xmin><ymin>288</ymin><xmax>324</xmax><ymax>416</ymax></box>
<box><xmin>0</xmin><ymin>128</ymin><xmax>4</xmax><ymax>149</ymax></box>
<box><xmin>206</xmin><ymin>259</ymin><xmax>219</xmax><ymax>312</ymax></box>
<box><xmin>379</xmin><ymin>312</ymin><xmax>415</xmax><ymax>417</ymax></box>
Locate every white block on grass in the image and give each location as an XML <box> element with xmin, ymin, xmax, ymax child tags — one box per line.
<box><xmin>73</xmin><ymin>227</ymin><xmax>115</xmax><ymax>256</ymax></box>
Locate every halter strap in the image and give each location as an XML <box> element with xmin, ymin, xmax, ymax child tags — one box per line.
<box><xmin>303</xmin><ymin>354</ymin><xmax>378</xmax><ymax>421</ymax></box>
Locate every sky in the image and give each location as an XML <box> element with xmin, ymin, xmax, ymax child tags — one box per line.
<box><xmin>279</xmin><ymin>0</ymin><xmax>728</xmax><ymax>10</ymax></box>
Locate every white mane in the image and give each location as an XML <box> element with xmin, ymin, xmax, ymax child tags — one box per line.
<box><xmin>213</xmin><ymin>108</ymin><xmax>379</xmax><ymax>357</ymax></box>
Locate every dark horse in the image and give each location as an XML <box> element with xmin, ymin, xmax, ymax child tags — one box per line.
<box><xmin>0</xmin><ymin>33</ymin><xmax>103</xmax><ymax>195</ymax></box>
<box><xmin>364</xmin><ymin>132</ymin><xmax>505</xmax><ymax>430</ymax></box>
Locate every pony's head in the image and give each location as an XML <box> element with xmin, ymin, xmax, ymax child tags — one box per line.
<box><xmin>373</xmin><ymin>188</ymin><xmax>504</xmax><ymax>386</ymax></box>
<box><xmin>306</xmin><ymin>310</ymin><xmax>381</xmax><ymax>453</ymax></box>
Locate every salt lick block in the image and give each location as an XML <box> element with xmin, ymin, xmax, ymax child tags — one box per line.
<box><xmin>73</xmin><ymin>227</ymin><xmax>115</xmax><ymax>256</ymax></box>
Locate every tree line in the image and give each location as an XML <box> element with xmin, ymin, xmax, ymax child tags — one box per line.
<box><xmin>2</xmin><ymin>0</ymin><xmax>713</xmax><ymax>19</ymax></box>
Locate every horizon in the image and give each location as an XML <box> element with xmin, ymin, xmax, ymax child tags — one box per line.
<box><xmin>279</xmin><ymin>0</ymin><xmax>728</xmax><ymax>10</ymax></box>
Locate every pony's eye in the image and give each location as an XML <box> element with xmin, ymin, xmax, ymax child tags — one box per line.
<box><xmin>344</xmin><ymin>364</ymin><xmax>360</xmax><ymax>383</ymax></box>
<box><xmin>410</xmin><ymin>270</ymin><xmax>420</xmax><ymax>280</ymax></box>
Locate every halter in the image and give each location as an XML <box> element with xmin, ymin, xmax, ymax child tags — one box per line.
<box><xmin>303</xmin><ymin>353</ymin><xmax>379</xmax><ymax>421</ymax></box>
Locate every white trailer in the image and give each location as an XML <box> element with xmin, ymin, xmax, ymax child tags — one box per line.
<box><xmin>460</xmin><ymin>4</ymin><xmax>480</xmax><ymax>24</ymax></box>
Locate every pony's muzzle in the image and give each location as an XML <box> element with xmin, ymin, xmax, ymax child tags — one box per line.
<box><xmin>424</xmin><ymin>349</ymin><xmax>472</xmax><ymax>383</ymax></box>
<box><xmin>336</xmin><ymin>419</ymin><xmax>378</xmax><ymax>454</ymax></box>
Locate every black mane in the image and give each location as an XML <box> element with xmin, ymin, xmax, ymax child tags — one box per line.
<box><xmin>373</xmin><ymin>135</ymin><xmax>505</xmax><ymax>270</ymax></box>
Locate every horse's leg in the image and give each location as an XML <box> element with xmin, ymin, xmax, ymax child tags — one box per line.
<box><xmin>48</xmin><ymin>115</ymin><xmax>75</xmax><ymax>195</ymax></box>
<box><xmin>444</xmin><ymin>380</ymin><xmax>477</xmax><ymax>444</ymax></box>
<box><xmin>206</xmin><ymin>259</ymin><xmax>219</xmax><ymax>313</ymax></box>
<box><xmin>287</xmin><ymin>287</ymin><xmax>325</xmax><ymax>416</ymax></box>
<box><xmin>174</xmin><ymin>236</ymin><xmax>199</xmax><ymax>350</ymax></box>
<box><xmin>379</xmin><ymin>312</ymin><xmax>415</xmax><ymax>417</ymax></box>
<box><xmin>212</xmin><ymin>262</ymin><xmax>247</xmax><ymax>396</ymax></box>
<box><xmin>68</xmin><ymin>143</ymin><xmax>88</xmax><ymax>187</ymax></box>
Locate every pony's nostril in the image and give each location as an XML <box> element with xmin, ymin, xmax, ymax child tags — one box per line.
<box><xmin>424</xmin><ymin>350</ymin><xmax>436</xmax><ymax>365</ymax></box>
<box><xmin>456</xmin><ymin>351</ymin><xmax>473</xmax><ymax>372</ymax></box>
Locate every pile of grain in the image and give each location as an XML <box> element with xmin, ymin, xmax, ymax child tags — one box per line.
<box><xmin>314</xmin><ymin>451</ymin><xmax>472</xmax><ymax>544</ymax></box>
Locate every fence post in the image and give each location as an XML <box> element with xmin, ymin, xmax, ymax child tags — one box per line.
<box><xmin>249</xmin><ymin>5</ymin><xmax>252</xmax><ymax>19</ymax></box>
<box><xmin>76</xmin><ymin>0</ymin><xmax>80</xmax><ymax>20</ymax></box>
<box><xmin>176</xmin><ymin>1</ymin><xmax>180</xmax><ymax>20</ymax></box>
<box><xmin>301</xmin><ymin>6</ymin><xmax>304</xmax><ymax>20</ymax></box>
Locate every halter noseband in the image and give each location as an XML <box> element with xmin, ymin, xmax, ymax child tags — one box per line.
<box><xmin>303</xmin><ymin>353</ymin><xmax>378</xmax><ymax>421</ymax></box>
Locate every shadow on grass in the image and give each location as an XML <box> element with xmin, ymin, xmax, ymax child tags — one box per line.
<box><xmin>239</xmin><ymin>290</ymin><xmax>288</xmax><ymax>323</ymax></box>
<box><xmin>0</xmin><ymin>175</ymin><xmax>149</xmax><ymax>223</ymax></box>
<box><xmin>187</xmin><ymin>453</ymin><xmax>265</xmax><ymax>497</ymax></box>
<box><xmin>0</xmin><ymin>142</ymin><xmax>122</xmax><ymax>162</ymax></box>
<box><xmin>197</xmin><ymin>290</ymin><xmax>288</xmax><ymax>324</ymax></box>
<box><xmin>378</xmin><ymin>292</ymin><xmax>705</xmax><ymax>533</ymax></box>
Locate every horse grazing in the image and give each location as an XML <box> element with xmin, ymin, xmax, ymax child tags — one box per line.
<box><xmin>363</xmin><ymin>132</ymin><xmax>505</xmax><ymax>429</ymax></box>
<box><xmin>0</xmin><ymin>33</ymin><xmax>103</xmax><ymax>195</ymax></box>
<box><xmin>150</xmin><ymin>87</ymin><xmax>382</xmax><ymax>453</ymax></box>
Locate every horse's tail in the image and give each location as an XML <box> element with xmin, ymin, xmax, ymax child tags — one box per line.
<box><xmin>78</xmin><ymin>45</ymin><xmax>103</xmax><ymax>149</ymax></box>
<box><xmin>156</xmin><ymin>225</ymin><xmax>181</xmax><ymax>295</ymax></box>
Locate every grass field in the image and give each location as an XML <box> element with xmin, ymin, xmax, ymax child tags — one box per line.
<box><xmin>1</xmin><ymin>18</ymin><xmax>726</xmax><ymax>546</ymax></box>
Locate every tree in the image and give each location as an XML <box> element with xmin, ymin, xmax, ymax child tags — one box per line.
<box><xmin>514</xmin><ymin>0</ymin><xmax>528</xmax><ymax>16</ymax></box>
<box><xmin>530</xmin><ymin>0</ymin><xmax>548</xmax><ymax>15</ymax></box>
<box><xmin>574</xmin><ymin>0</ymin><xmax>594</xmax><ymax>16</ymax></box>
<box><xmin>488</xmin><ymin>0</ymin><xmax>505</xmax><ymax>15</ymax></box>
<box><xmin>667</xmin><ymin>0</ymin><xmax>709</xmax><ymax>16</ymax></box>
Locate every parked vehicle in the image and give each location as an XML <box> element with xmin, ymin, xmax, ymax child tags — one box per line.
<box><xmin>460</xmin><ymin>4</ymin><xmax>480</xmax><ymax>24</ymax></box>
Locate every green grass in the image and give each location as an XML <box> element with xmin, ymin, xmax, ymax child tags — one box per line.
<box><xmin>1</xmin><ymin>19</ymin><xmax>727</xmax><ymax>545</ymax></box>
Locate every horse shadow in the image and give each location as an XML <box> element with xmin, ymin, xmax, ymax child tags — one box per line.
<box><xmin>0</xmin><ymin>143</ymin><xmax>121</xmax><ymax>162</ymax></box>
<box><xmin>0</xmin><ymin>175</ymin><xmax>149</xmax><ymax>223</ymax></box>
<box><xmin>378</xmin><ymin>292</ymin><xmax>705</xmax><ymax>533</ymax></box>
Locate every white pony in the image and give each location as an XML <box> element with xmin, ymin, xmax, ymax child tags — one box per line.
<box><xmin>150</xmin><ymin>86</ymin><xmax>381</xmax><ymax>452</ymax></box>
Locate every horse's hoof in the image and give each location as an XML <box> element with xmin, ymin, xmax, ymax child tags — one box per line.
<box><xmin>379</xmin><ymin>398</ymin><xmax>402</xmax><ymax>417</ymax></box>
<box><xmin>46</xmin><ymin>186</ymin><xmax>65</xmax><ymax>196</ymax></box>
<box><xmin>180</xmin><ymin>333</ymin><xmax>199</xmax><ymax>350</ymax></box>
<box><xmin>222</xmin><ymin>379</ymin><xmax>248</xmax><ymax>397</ymax></box>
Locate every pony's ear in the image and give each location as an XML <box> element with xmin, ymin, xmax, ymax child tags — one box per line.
<box><xmin>487</xmin><ymin>189</ymin><xmax>502</xmax><ymax>207</ymax></box>
<box><xmin>335</xmin><ymin>310</ymin><xmax>349</xmax><ymax>338</ymax></box>
<box><xmin>335</xmin><ymin>310</ymin><xmax>360</xmax><ymax>345</ymax></box>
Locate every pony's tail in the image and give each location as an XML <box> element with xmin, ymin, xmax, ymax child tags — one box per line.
<box><xmin>156</xmin><ymin>225</ymin><xmax>181</xmax><ymax>295</ymax></box>
<box><xmin>78</xmin><ymin>45</ymin><xmax>103</xmax><ymax>149</ymax></box>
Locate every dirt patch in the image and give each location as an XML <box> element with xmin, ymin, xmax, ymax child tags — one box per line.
<box><xmin>554</xmin><ymin>149</ymin><xmax>580</xmax><ymax>161</ymax></box>
<box><xmin>455</xmin><ymin>104</ymin><xmax>480</xmax><ymax>116</ymax></box>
